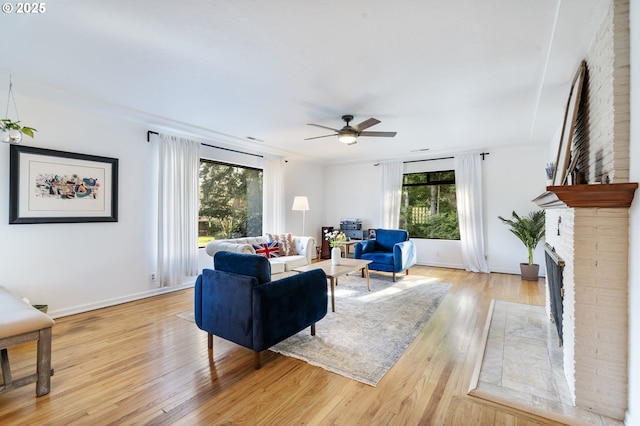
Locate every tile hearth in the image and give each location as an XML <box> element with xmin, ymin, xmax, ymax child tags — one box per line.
<box><xmin>469</xmin><ymin>300</ymin><xmax>622</xmax><ymax>426</ymax></box>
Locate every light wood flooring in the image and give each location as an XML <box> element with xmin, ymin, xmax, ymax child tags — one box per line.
<box><xmin>0</xmin><ymin>266</ymin><xmax>569</xmax><ymax>425</ymax></box>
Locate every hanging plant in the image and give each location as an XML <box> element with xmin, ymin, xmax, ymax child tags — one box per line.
<box><xmin>1</xmin><ymin>73</ymin><xmax>37</xmax><ymax>143</ymax></box>
<box><xmin>1</xmin><ymin>118</ymin><xmax>37</xmax><ymax>138</ymax></box>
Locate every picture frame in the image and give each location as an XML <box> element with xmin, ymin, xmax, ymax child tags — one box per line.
<box><xmin>9</xmin><ymin>145</ymin><xmax>119</xmax><ymax>224</ymax></box>
<box><xmin>552</xmin><ymin>61</ymin><xmax>586</xmax><ymax>186</ymax></box>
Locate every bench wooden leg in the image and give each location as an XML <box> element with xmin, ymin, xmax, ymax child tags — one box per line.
<box><xmin>310</xmin><ymin>323</ymin><xmax>316</xmax><ymax>336</ymax></box>
<box><xmin>207</xmin><ymin>333</ymin><xmax>213</xmax><ymax>350</ymax></box>
<box><xmin>1</xmin><ymin>348</ymin><xmax>12</xmax><ymax>387</ymax></box>
<box><xmin>254</xmin><ymin>351</ymin><xmax>261</xmax><ymax>369</ymax></box>
<box><xmin>36</xmin><ymin>327</ymin><xmax>52</xmax><ymax>397</ymax></box>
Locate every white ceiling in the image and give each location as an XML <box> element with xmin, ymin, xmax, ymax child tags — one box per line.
<box><xmin>2</xmin><ymin>0</ymin><xmax>607</xmax><ymax>164</ymax></box>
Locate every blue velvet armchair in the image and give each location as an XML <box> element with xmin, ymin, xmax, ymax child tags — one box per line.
<box><xmin>194</xmin><ymin>251</ymin><xmax>328</xmax><ymax>369</ymax></box>
<box><xmin>354</xmin><ymin>228</ymin><xmax>417</xmax><ymax>282</ymax></box>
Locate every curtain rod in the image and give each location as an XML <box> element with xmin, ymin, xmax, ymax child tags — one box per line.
<box><xmin>147</xmin><ymin>130</ymin><xmax>158</xmax><ymax>141</ymax></box>
<box><xmin>202</xmin><ymin>143</ymin><xmax>263</xmax><ymax>159</ymax></box>
<box><xmin>405</xmin><ymin>152</ymin><xmax>490</xmax><ymax>163</ymax></box>
<box><xmin>146</xmin><ymin>130</ymin><xmax>263</xmax><ymax>159</ymax></box>
<box><xmin>374</xmin><ymin>152</ymin><xmax>489</xmax><ymax>166</ymax></box>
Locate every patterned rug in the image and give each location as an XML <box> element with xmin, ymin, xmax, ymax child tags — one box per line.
<box><xmin>271</xmin><ymin>273</ymin><xmax>450</xmax><ymax>386</ymax></box>
<box><xmin>178</xmin><ymin>273</ymin><xmax>449</xmax><ymax>386</ymax></box>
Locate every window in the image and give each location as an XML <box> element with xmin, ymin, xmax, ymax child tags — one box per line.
<box><xmin>400</xmin><ymin>170</ymin><xmax>460</xmax><ymax>240</ymax></box>
<box><xmin>198</xmin><ymin>160</ymin><xmax>263</xmax><ymax>247</ymax></box>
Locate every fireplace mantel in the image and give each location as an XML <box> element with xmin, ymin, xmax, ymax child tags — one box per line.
<box><xmin>533</xmin><ymin>182</ymin><xmax>638</xmax><ymax>209</ymax></box>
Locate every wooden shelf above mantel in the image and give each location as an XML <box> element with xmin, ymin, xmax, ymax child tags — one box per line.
<box><xmin>533</xmin><ymin>182</ymin><xmax>638</xmax><ymax>209</ymax></box>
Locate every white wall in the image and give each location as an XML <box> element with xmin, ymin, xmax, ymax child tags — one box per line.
<box><xmin>0</xmin><ymin>85</ymin><xmax>161</xmax><ymax>318</ymax></box>
<box><xmin>485</xmin><ymin>144</ymin><xmax>549</xmax><ymax>274</ymax></box>
<box><xmin>282</xmin><ymin>159</ymin><xmax>325</xmax><ymax>249</ymax></box>
<box><xmin>626</xmin><ymin>1</ymin><xmax>639</xmax><ymax>424</ymax></box>
<box><xmin>323</xmin><ymin>144</ymin><xmax>548</xmax><ymax>274</ymax></box>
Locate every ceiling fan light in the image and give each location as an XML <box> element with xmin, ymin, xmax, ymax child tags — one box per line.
<box><xmin>338</xmin><ymin>133</ymin><xmax>357</xmax><ymax>144</ymax></box>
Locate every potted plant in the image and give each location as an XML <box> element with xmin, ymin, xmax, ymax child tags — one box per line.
<box><xmin>498</xmin><ymin>210</ymin><xmax>545</xmax><ymax>280</ymax></box>
<box><xmin>0</xmin><ymin>118</ymin><xmax>37</xmax><ymax>143</ymax></box>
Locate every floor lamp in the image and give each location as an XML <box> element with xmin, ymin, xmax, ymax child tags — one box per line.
<box><xmin>291</xmin><ymin>196</ymin><xmax>309</xmax><ymax>236</ymax></box>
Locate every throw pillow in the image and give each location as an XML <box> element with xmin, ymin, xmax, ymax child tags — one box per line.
<box><xmin>282</xmin><ymin>233</ymin><xmax>295</xmax><ymax>256</ymax></box>
<box><xmin>266</xmin><ymin>233</ymin><xmax>296</xmax><ymax>256</ymax></box>
<box><xmin>253</xmin><ymin>241</ymin><xmax>280</xmax><ymax>258</ymax></box>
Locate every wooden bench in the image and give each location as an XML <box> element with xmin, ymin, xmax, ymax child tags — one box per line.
<box><xmin>0</xmin><ymin>285</ymin><xmax>55</xmax><ymax>396</ymax></box>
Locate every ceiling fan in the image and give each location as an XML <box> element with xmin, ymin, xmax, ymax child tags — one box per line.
<box><xmin>305</xmin><ymin>115</ymin><xmax>397</xmax><ymax>145</ymax></box>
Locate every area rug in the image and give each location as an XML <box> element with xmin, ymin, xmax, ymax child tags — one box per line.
<box><xmin>178</xmin><ymin>273</ymin><xmax>449</xmax><ymax>386</ymax></box>
<box><xmin>270</xmin><ymin>273</ymin><xmax>450</xmax><ymax>386</ymax></box>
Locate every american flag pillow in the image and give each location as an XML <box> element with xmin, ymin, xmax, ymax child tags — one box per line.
<box><xmin>253</xmin><ymin>241</ymin><xmax>280</xmax><ymax>258</ymax></box>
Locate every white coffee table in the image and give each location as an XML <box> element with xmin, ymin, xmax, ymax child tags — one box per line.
<box><xmin>293</xmin><ymin>258</ymin><xmax>372</xmax><ymax>312</ymax></box>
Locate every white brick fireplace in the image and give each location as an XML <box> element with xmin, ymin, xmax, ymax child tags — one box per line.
<box><xmin>539</xmin><ymin>199</ymin><xmax>634</xmax><ymax>420</ymax></box>
<box><xmin>533</xmin><ymin>0</ymin><xmax>635</xmax><ymax>421</ymax></box>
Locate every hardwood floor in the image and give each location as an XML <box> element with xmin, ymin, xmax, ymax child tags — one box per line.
<box><xmin>0</xmin><ymin>266</ymin><xmax>566</xmax><ymax>425</ymax></box>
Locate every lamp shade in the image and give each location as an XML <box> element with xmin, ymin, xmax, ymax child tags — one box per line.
<box><xmin>292</xmin><ymin>196</ymin><xmax>309</xmax><ymax>211</ymax></box>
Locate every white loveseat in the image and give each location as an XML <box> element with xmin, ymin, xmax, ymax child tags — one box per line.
<box><xmin>205</xmin><ymin>235</ymin><xmax>316</xmax><ymax>278</ymax></box>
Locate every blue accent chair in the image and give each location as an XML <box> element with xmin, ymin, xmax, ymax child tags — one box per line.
<box><xmin>194</xmin><ymin>251</ymin><xmax>328</xmax><ymax>369</ymax></box>
<box><xmin>354</xmin><ymin>228</ymin><xmax>417</xmax><ymax>282</ymax></box>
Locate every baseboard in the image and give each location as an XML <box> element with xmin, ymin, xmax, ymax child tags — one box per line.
<box><xmin>414</xmin><ymin>262</ymin><xmax>547</xmax><ymax>278</ymax></box>
<box><xmin>48</xmin><ymin>280</ymin><xmax>196</xmax><ymax>319</ymax></box>
<box><xmin>485</xmin><ymin>266</ymin><xmax>547</xmax><ymax>278</ymax></box>
<box><xmin>415</xmin><ymin>261</ymin><xmax>464</xmax><ymax>269</ymax></box>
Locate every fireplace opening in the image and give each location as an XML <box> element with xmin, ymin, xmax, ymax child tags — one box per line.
<box><xmin>544</xmin><ymin>243</ymin><xmax>564</xmax><ymax>346</ymax></box>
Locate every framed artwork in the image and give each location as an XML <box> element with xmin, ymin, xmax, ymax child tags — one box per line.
<box><xmin>9</xmin><ymin>145</ymin><xmax>119</xmax><ymax>224</ymax></box>
<box><xmin>552</xmin><ymin>61</ymin><xmax>586</xmax><ymax>186</ymax></box>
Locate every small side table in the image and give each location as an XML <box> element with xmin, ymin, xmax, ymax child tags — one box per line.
<box><xmin>339</xmin><ymin>240</ymin><xmax>360</xmax><ymax>258</ymax></box>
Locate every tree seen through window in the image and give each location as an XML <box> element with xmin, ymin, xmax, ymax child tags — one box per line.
<box><xmin>198</xmin><ymin>160</ymin><xmax>263</xmax><ymax>247</ymax></box>
<box><xmin>400</xmin><ymin>170</ymin><xmax>460</xmax><ymax>240</ymax></box>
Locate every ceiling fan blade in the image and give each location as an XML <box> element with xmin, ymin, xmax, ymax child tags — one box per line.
<box><xmin>359</xmin><ymin>131</ymin><xmax>397</xmax><ymax>137</ymax></box>
<box><xmin>353</xmin><ymin>118</ymin><xmax>381</xmax><ymax>132</ymax></box>
<box><xmin>304</xmin><ymin>134</ymin><xmax>336</xmax><ymax>140</ymax></box>
<box><xmin>307</xmin><ymin>123</ymin><xmax>340</xmax><ymax>132</ymax></box>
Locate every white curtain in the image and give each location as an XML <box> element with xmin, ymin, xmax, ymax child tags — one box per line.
<box><xmin>157</xmin><ymin>134</ymin><xmax>200</xmax><ymax>287</ymax></box>
<box><xmin>454</xmin><ymin>153</ymin><xmax>490</xmax><ymax>273</ymax></box>
<box><xmin>262</xmin><ymin>156</ymin><xmax>286</xmax><ymax>234</ymax></box>
<box><xmin>379</xmin><ymin>161</ymin><xmax>404</xmax><ymax>229</ymax></box>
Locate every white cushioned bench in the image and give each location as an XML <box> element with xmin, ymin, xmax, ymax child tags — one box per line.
<box><xmin>0</xmin><ymin>285</ymin><xmax>55</xmax><ymax>396</ymax></box>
